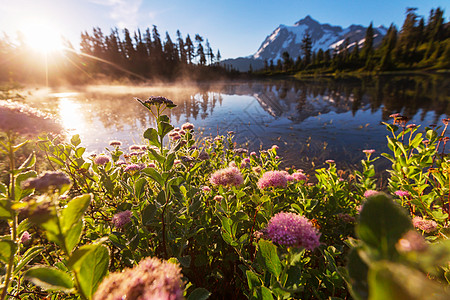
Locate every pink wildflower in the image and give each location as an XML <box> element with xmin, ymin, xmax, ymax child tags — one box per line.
<box><xmin>22</xmin><ymin>171</ymin><xmax>71</xmax><ymax>192</ymax></box>
<box><xmin>326</xmin><ymin>159</ymin><xmax>335</xmax><ymax>164</ymax></box>
<box><xmin>363</xmin><ymin>149</ymin><xmax>375</xmax><ymax>154</ymax></box>
<box><xmin>20</xmin><ymin>231</ymin><xmax>31</xmax><ymax>244</ymax></box>
<box><xmin>213</xmin><ymin>195</ymin><xmax>224</xmax><ymax>202</ymax></box>
<box><xmin>129</xmin><ymin>145</ymin><xmax>141</xmax><ymax>151</ymax></box>
<box><xmin>93</xmin><ymin>257</ymin><xmax>183</xmax><ymax>300</ymax></box>
<box><xmin>229</xmin><ymin>161</ymin><xmax>237</xmax><ymax>168</ymax></box>
<box><xmin>147</xmin><ymin>163</ymin><xmax>156</xmax><ymax>168</ymax></box>
<box><xmin>395</xmin><ymin>190</ymin><xmax>410</xmax><ymax>197</ymax></box>
<box><xmin>124</xmin><ymin>164</ymin><xmax>142</xmax><ymax>173</ymax></box>
<box><xmin>202</xmin><ymin>186</ymin><xmax>211</xmax><ymax>192</ymax></box>
<box><xmin>265</xmin><ymin>212</ymin><xmax>321</xmax><ymax>250</ymax></box>
<box><xmin>257</xmin><ymin>171</ymin><xmax>288</xmax><ymax>189</ymax></box>
<box><xmin>252</xmin><ymin>166</ymin><xmax>261</xmax><ymax>173</ymax></box>
<box><xmin>181</xmin><ymin>122</ymin><xmax>194</xmax><ymax>131</ymax></box>
<box><xmin>292</xmin><ymin>172</ymin><xmax>307</xmax><ymax>181</ymax></box>
<box><xmin>115</xmin><ymin>160</ymin><xmax>126</xmax><ymax>166</ymax></box>
<box><xmin>109</xmin><ymin>140</ymin><xmax>122</xmax><ymax>147</ymax></box>
<box><xmin>210</xmin><ymin>167</ymin><xmax>244</xmax><ymax>187</ymax></box>
<box><xmin>173</xmin><ymin>160</ymin><xmax>181</xmax><ymax>166</ymax></box>
<box><xmin>250</xmin><ymin>151</ymin><xmax>257</xmax><ymax>157</ymax></box>
<box><xmin>271</xmin><ymin>145</ymin><xmax>279</xmax><ymax>151</ymax></box>
<box><xmin>412</xmin><ymin>216</ymin><xmax>438</xmax><ymax>233</ymax></box>
<box><xmin>94</xmin><ymin>155</ymin><xmax>110</xmax><ymax>165</ymax></box>
<box><xmin>112</xmin><ymin>210</ymin><xmax>132</xmax><ymax>228</ymax></box>
<box><xmin>364</xmin><ymin>190</ymin><xmax>379</xmax><ymax>198</ymax></box>
<box><xmin>281</xmin><ymin>171</ymin><xmax>294</xmax><ymax>182</ymax></box>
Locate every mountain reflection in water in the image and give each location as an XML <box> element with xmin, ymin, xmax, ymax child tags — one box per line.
<box><xmin>36</xmin><ymin>75</ymin><xmax>449</xmax><ymax>171</ymax></box>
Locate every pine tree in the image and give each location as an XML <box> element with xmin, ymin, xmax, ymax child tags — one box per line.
<box><xmin>361</xmin><ymin>22</ymin><xmax>374</xmax><ymax>59</ymax></box>
<box><xmin>176</xmin><ymin>30</ymin><xmax>186</xmax><ymax>64</ymax></box>
<box><xmin>185</xmin><ymin>34</ymin><xmax>194</xmax><ymax>64</ymax></box>
<box><xmin>301</xmin><ymin>33</ymin><xmax>312</xmax><ymax>65</ymax></box>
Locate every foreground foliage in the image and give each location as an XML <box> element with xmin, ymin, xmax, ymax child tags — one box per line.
<box><xmin>0</xmin><ymin>97</ymin><xmax>449</xmax><ymax>299</ymax></box>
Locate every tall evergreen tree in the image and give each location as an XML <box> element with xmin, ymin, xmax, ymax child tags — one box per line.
<box><xmin>361</xmin><ymin>22</ymin><xmax>374</xmax><ymax>59</ymax></box>
<box><xmin>185</xmin><ymin>34</ymin><xmax>194</xmax><ymax>64</ymax></box>
<box><xmin>301</xmin><ymin>33</ymin><xmax>312</xmax><ymax>65</ymax></box>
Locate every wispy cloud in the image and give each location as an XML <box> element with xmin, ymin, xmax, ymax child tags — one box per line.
<box><xmin>89</xmin><ymin>0</ymin><xmax>143</xmax><ymax>29</ymax></box>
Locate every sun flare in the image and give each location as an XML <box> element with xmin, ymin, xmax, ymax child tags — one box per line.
<box><xmin>19</xmin><ymin>20</ymin><xmax>64</xmax><ymax>53</ymax></box>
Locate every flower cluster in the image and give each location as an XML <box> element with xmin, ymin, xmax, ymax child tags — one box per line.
<box><xmin>257</xmin><ymin>171</ymin><xmax>288</xmax><ymax>189</ymax></box>
<box><xmin>395</xmin><ymin>190</ymin><xmax>410</xmax><ymax>197</ymax></box>
<box><xmin>93</xmin><ymin>257</ymin><xmax>183</xmax><ymax>300</ymax></box>
<box><xmin>112</xmin><ymin>210</ymin><xmax>132</xmax><ymax>229</ymax></box>
<box><xmin>22</xmin><ymin>171</ymin><xmax>71</xmax><ymax>192</ymax></box>
<box><xmin>124</xmin><ymin>164</ymin><xmax>144</xmax><ymax>173</ymax></box>
<box><xmin>181</xmin><ymin>122</ymin><xmax>194</xmax><ymax>131</ymax></box>
<box><xmin>94</xmin><ymin>155</ymin><xmax>110</xmax><ymax>165</ymax></box>
<box><xmin>412</xmin><ymin>216</ymin><xmax>438</xmax><ymax>233</ymax></box>
<box><xmin>109</xmin><ymin>140</ymin><xmax>122</xmax><ymax>147</ymax></box>
<box><xmin>364</xmin><ymin>190</ymin><xmax>379</xmax><ymax>198</ymax></box>
<box><xmin>396</xmin><ymin>230</ymin><xmax>428</xmax><ymax>252</ymax></box>
<box><xmin>143</xmin><ymin>96</ymin><xmax>175</xmax><ymax>106</ymax></box>
<box><xmin>265</xmin><ymin>212</ymin><xmax>321</xmax><ymax>250</ymax></box>
<box><xmin>210</xmin><ymin>167</ymin><xmax>244</xmax><ymax>187</ymax></box>
<box><xmin>0</xmin><ymin>100</ymin><xmax>62</xmax><ymax>136</ymax></box>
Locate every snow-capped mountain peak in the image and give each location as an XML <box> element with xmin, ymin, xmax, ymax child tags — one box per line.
<box><xmin>253</xmin><ymin>16</ymin><xmax>386</xmax><ymax>62</ymax></box>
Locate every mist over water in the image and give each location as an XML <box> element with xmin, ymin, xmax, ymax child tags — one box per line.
<box><xmin>29</xmin><ymin>75</ymin><xmax>450</xmax><ymax>171</ymax></box>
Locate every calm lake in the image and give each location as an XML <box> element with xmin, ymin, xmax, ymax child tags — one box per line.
<box><xmin>29</xmin><ymin>75</ymin><xmax>450</xmax><ymax>171</ymax></box>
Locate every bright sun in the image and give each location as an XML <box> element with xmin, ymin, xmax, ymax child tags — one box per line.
<box><xmin>19</xmin><ymin>20</ymin><xmax>64</xmax><ymax>53</ymax></box>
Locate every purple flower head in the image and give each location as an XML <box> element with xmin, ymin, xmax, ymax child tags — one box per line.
<box><xmin>412</xmin><ymin>216</ymin><xmax>437</xmax><ymax>233</ymax></box>
<box><xmin>271</xmin><ymin>145</ymin><xmax>279</xmax><ymax>151</ymax></box>
<box><xmin>233</xmin><ymin>148</ymin><xmax>248</xmax><ymax>155</ymax></box>
<box><xmin>326</xmin><ymin>159</ymin><xmax>335</xmax><ymax>164</ymax></box>
<box><xmin>209</xmin><ymin>167</ymin><xmax>244</xmax><ymax>187</ymax></box>
<box><xmin>147</xmin><ymin>163</ymin><xmax>156</xmax><ymax>168</ymax></box>
<box><xmin>129</xmin><ymin>144</ymin><xmax>141</xmax><ymax>151</ymax></box>
<box><xmin>109</xmin><ymin>140</ymin><xmax>122</xmax><ymax>147</ymax></box>
<box><xmin>265</xmin><ymin>212</ymin><xmax>321</xmax><ymax>250</ymax></box>
<box><xmin>257</xmin><ymin>171</ymin><xmax>288</xmax><ymax>189</ymax></box>
<box><xmin>198</xmin><ymin>151</ymin><xmax>210</xmax><ymax>161</ymax></box>
<box><xmin>112</xmin><ymin>210</ymin><xmax>132</xmax><ymax>228</ymax></box>
<box><xmin>202</xmin><ymin>186</ymin><xmax>211</xmax><ymax>192</ymax></box>
<box><xmin>93</xmin><ymin>257</ymin><xmax>183</xmax><ymax>300</ymax></box>
<box><xmin>252</xmin><ymin>166</ymin><xmax>262</xmax><ymax>173</ymax></box>
<box><xmin>250</xmin><ymin>151</ymin><xmax>257</xmax><ymax>157</ymax></box>
<box><xmin>364</xmin><ymin>190</ymin><xmax>379</xmax><ymax>198</ymax></box>
<box><xmin>395</xmin><ymin>190</ymin><xmax>410</xmax><ymax>197</ymax></box>
<box><xmin>143</xmin><ymin>96</ymin><xmax>175</xmax><ymax>107</ymax></box>
<box><xmin>244</xmin><ymin>157</ymin><xmax>251</xmax><ymax>163</ymax></box>
<box><xmin>179</xmin><ymin>130</ymin><xmax>186</xmax><ymax>135</ymax></box>
<box><xmin>20</xmin><ymin>231</ymin><xmax>31</xmax><ymax>244</ymax></box>
<box><xmin>181</xmin><ymin>122</ymin><xmax>194</xmax><ymax>131</ymax></box>
<box><xmin>0</xmin><ymin>100</ymin><xmax>62</xmax><ymax>136</ymax></box>
<box><xmin>228</xmin><ymin>161</ymin><xmax>237</xmax><ymax>168</ymax></box>
<box><xmin>173</xmin><ymin>160</ymin><xmax>181</xmax><ymax>166</ymax></box>
<box><xmin>406</xmin><ymin>124</ymin><xmax>417</xmax><ymax>129</ymax></box>
<box><xmin>94</xmin><ymin>155</ymin><xmax>110</xmax><ymax>165</ymax></box>
<box><xmin>213</xmin><ymin>195</ymin><xmax>224</xmax><ymax>202</ymax></box>
<box><xmin>292</xmin><ymin>172</ymin><xmax>307</xmax><ymax>181</ymax></box>
<box><xmin>124</xmin><ymin>164</ymin><xmax>142</xmax><ymax>173</ymax></box>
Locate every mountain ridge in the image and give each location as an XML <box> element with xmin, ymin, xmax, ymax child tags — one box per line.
<box><xmin>222</xmin><ymin>16</ymin><xmax>387</xmax><ymax>71</ymax></box>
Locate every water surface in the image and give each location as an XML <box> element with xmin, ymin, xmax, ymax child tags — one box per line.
<box><xmin>29</xmin><ymin>75</ymin><xmax>450</xmax><ymax>170</ymax></box>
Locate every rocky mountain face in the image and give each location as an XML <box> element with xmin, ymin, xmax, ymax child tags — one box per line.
<box><xmin>222</xmin><ymin>16</ymin><xmax>387</xmax><ymax>71</ymax></box>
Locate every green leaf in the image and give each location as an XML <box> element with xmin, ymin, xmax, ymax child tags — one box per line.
<box><xmin>143</xmin><ymin>168</ymin><xmax>164</xmax><ymax>186</ymax></box>
<box><xmin>246</xmin><ymin>270</ymin><xmax>262</xmax><ymax>290</ymax></box>
<box><xmin>61</xmin><ymin>194</ymin><xmax>91</xmax><ymax>234</ymax></box>
<box><xmin>143</xmin><ymin>128</ymin><xmax>160</xmax><ymax>147</ymax></box>
<box><xmin>19</xmin><ymin>152</ymin><xmax>36</xmax><ymax>170</ymax></box>
<box><xmin>14</xmin><ymin>246</ymin><xmax>44</xmax><ymax>276</ymax></box>
<box><xmin>25</xmin><ymin>266</ymin><xmax>74</xmax><ymax>292</ymax></box>
<box><xmin>347</xmin><ymin>249</ymin><xmax>369</xmax><ymax>300</ymax></box>
<box><xmin>0</xmin><ymin>182</ymin><xmax>6</xmax><ymax>196</ymax></box>
<box><xmin>65</xmin><ymin>220</ymin><xmax>83</xmax><ymax>253</ymax></box>
<box><xmin>257</xmin><ymin>239</ymin><xmax>282</xmax><ymax>279</ymax></box>
<box><xmin>0</xmin><ymin>239</ymin><xmax>17</xmax><ymax>263</ymax></box>
<box><xmin>15</xmin><ymin>170</ymin><xmax>37</xmax><ymax>200</ymax></box>
<box><xmin>260</xmin><ymin>286</ymin><xmax>274</xmax><ymax>300</ymax></box>
<box><xmin>68</xmin><ymin>244</ymin><xmax>110</xmax><ymax>299</ymax></box>
<box><xmin>187</xmin><ymin>288</ymin><xmax>211</xmax><ymax>300</ymax></box>
<box><xmin>71</xmin><ymin>134</ymin><xmax>81</xmax><ymax>146</ymax></box>
<box><xmin>134</xmin><ymin>177</ymin><xmax>147</xmax><ymax>198</ymax></box>
<box><xmin>0</xmin><ymin>200</ymin><xmax>12</xmax><ymax>220</ymax></box>
<box><xmin>158</xmin><ymin>121</ymin><xmax>174</xmax><ymax>138</ymax></box>
<box><xmin>357</xmin><ymin>193</ymin><xmax>412</xmax><ymax>258</ymax></box>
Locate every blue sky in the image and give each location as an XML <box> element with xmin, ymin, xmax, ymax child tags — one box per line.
<box><xmin>0</xmin><ymin>0</ymin><xmax>448</xmax><ymax>59</ymax></box>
